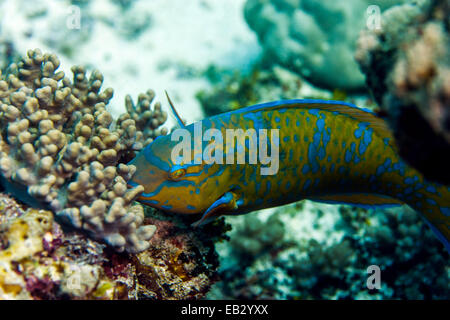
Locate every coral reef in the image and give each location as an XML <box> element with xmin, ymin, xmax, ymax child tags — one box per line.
<box><xmin>0</xmin><ymin>1</ymin><xmax>447</xmax><ymax>302</ymax></box>
<box><xmin>228</xmin><ymin>213</ymin><xmax>288</xmax><ymax>258</ymax></box>
<box><xmin>0</xmin><ymin>0</ymin><xmax>151</xmax><ymax>60</ymax></box>
<box><xmin>197</xmin><ymin>63</ymin><xmax>334</xmax><ymax>117</ymax></box>
<box><xmin>112</xmin><ymin>1</ymin><xmax>153</xmax><ymax>39</ymax></box>
<box><xmin>355</xmin><ymin>0</ymin><xmax>450</xmax><ymax>184</ymax></box>
<box><xmin>209</xmin><ymin>202</ymin><xmax>449</xmax><ymax>299</ymax></box>
<box><xmin>0</xmin><ymin>49</ymin><xmax>167</xmax><ymax>253</ymax></box>
<box><xmin>243</xmin><ymin>0</ymin><xmax>404</xmax><ymax>90</ymax></box>
<box><xmin>0</xmin><ymin>193</ymin><xmax>221</xmax><ymax>299</ymax></box>
<box><xmin>0</xmin><ymin>40</ymin><xmax>18</xmax><ymax>74</ymax></box>
<box><xmin>196</xmin><ymin>39</ymin><xmax>447</xmax><ymax>300</ymax></box>
<box><xmin>132</xmin><ymin>211</ymin><xmax>225</xmax><ymax>299</ymax></box>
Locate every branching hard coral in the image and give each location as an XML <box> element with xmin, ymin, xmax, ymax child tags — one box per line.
<box><xmin>0</xmin><ymin>49</ymin><xmax>167</xmax><ymax>253</ymax></box>
<box><xmin>355</xmin><ymin>0</ymin><xmax>450</xmax><ymax>184</ymax></box>
<box><xmin>120</xmin><ymin>89</ymin><xmax>167</xmax><ymax>150</ymax></box>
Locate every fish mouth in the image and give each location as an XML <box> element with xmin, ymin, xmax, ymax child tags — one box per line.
<box><xmin>135</xmin><ymin>194</ymin><xmax>200</xmax><ymax>215</ymax></box>
<box><xmin>127</xmin><ymin>181</ymin><xmax>139</xmax><ymax>189</ymax></box>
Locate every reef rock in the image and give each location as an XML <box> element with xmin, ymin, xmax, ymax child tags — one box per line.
<box><xmin>355</xmin><ymin>0</ymin><xmax>450</xmax><ymax>184</ymax></box>
<box><xmin>244</xmin><ymin>0</ymin><xmax>405</xmax><ymax>90</ymax></box>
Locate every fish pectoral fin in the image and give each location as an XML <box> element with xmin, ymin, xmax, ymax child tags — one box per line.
<box><xmin>192</xmin><ymin>192</ymin><xmax>238</xmax><ymax>227</ymax></box>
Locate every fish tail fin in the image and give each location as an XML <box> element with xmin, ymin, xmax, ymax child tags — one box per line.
<box><xmin>407</xmin><ymin>183</ymin><xmax>450</xmax><ymax>252</ymax></box>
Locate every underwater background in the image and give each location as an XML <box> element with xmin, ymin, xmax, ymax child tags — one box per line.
<box><xmin>0</xmin><ymin>0</ymin><xmax>448</xmax><ymax>299</ymax></box>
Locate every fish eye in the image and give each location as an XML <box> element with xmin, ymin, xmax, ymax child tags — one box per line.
<box><xmin>169</xmin><ymin>168</ymin><xmax>186</xmax><ymax>180</ymax></box>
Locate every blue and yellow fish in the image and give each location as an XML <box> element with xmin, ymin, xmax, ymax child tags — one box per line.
<box><xmin>128</xmin><ymin>99</ymin><xmax>450</xmax><ymax>252</ymax></box>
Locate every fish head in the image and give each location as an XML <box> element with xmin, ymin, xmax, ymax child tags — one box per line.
<box><xmin>128</xmin><ymin>130</ymin><xmax>231</xmax><ymax>215</ymax></box>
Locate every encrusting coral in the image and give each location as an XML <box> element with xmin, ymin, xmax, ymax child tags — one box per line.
<box><xmin>355</xmin><ymin>0</ymin><xmax>450</xmax><ymax>184</ymax></box>
<box><xmin>0</xmin><ymin>193</ymin><xmax>221</xmax><ymax>299</ymax></box>
<box><xmin>0</xmin><ymin>49</ymin><xmax>167</xmax><ymax>253</ymax></box>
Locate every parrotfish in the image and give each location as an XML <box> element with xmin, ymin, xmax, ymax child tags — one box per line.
<box><xmin>128</xmin><ymin>99</ymin><xmax>450</xmax><ymax>251</ymax></box>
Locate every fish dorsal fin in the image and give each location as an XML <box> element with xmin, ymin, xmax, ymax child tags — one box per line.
<box><xmin>310</xmin><ymin>193</ymin><xmax>404</xmax><ymax>209</ymax></box>
<box><xmin>239</xmin><ymin>99</ymin><xmax>394</xmax><ymax>142</ymax></box>
<box><xmin>165</xmin><ymin>90</ymin><xmax>186</xmax><ymax>128</ymax></box>
<box><xmin>303</xmin><ymin>101</ymin><xmax>393</xmax><ymax>141</ymax></box>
